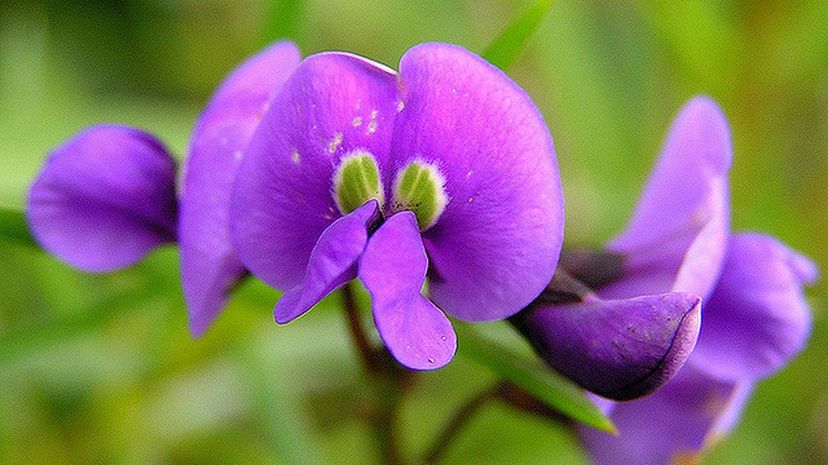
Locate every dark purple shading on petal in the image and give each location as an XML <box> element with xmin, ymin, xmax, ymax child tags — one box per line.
<box><xmin>232</xmin><ymin>52</ymin><xmax>399</xmax><ymax>291</ymax></box>
<box><xmin>275</xmin><ymin>200</ymin><xmax>380</xmax><ymax>324</ymax></box>
<box><xmin>513</xmin><ymin>292</ymin><xmax>701</xmax><ymax>400</ymax></box>
<box><xmin>580</xmin><ymin>366</ymin><xmax>749</xmax><ymax>465</ymax></box>
<box><xmin>392</xmin><ymin>43</ymin><xmax>564</xmax><ymax>322</ymax></box>
<box><xmin>603</xmin><ymin>96</ymin><xmax>732</xmax><ymax>301</ymax></box>
<box><xmin>180</xmin><ymin>41</ymin><xmax>301</xmax><ymax>337</ymax></box>
<box><xmin>359</xmin><ymin>212</ymin><xmax>456</xmax><ymax>370</ymax></box>
<box><xmin>27</xmin><ymin>125</ymin><xmax>177</xmax><ymax>272</ymax></box>
<box><xmin>689</xmin><ymin>233</ymin><xmax>817</xmax><ymax>381</ymax></box>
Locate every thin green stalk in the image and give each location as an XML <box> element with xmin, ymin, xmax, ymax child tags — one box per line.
<box><xmin>340</xmin><ymin>282</ymin><xmax>408</xmax><ymax>465</ymax></box>
<box><xmin>418</xmin><ymin>383</ymin><xmax>504</xmax><ymax>465</ymax></box>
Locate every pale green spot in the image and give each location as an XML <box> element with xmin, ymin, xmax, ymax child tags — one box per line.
<box><xmin>391</xmin><ymin>160</ymin><xmax>448</xmax><ymax>230</ymax></box>
<box><xmin>332</xmin><ymin>150</ymin><xmax>384</xmax><ymax>214</ymax></box>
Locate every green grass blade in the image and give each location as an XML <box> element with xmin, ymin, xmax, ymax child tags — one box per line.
<box><xmin>0</xmin><ymin>206</ymin><xmax>37</xmax><ymax>248</ymax></box>
<box><xmin>455</xmin><ymin>323</ymin><xmax>617</xmax><ymax>434</ymax></box>
<box><xmin>483</xmin><ymin>0</ymin><xmax>556</xmax><ymax>70</ymax></box>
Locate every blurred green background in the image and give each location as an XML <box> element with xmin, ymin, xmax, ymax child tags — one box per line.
<box><xmin>1</xmin><ymin>1</ymin><xmax>826</xmax><ymax>464</ymax></box>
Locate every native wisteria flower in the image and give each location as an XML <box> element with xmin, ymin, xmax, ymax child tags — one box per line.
<box><xmin>229</xmin><ymin>43</ymin><xmax>564</xmax><ymax>369</ymax></box>
<box><xmin>27</xmin><ymin>125</ymin><xmax>178</xmax><ymax>271</ymax></box>
<box><xmin>526</xmin><ymin>96</ymin><xmax>817</xmax><ymax>465</ymax></box>
<box><xmin>27</xmin><ymin>41</ymin><xmax>301</xmax><ymax>337</ymax></box>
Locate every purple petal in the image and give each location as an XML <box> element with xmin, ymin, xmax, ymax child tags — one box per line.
<box><xmin>581</xmin><ymin>366</ymin><xmax>750</xmax><ymax>465</ymax></box>
<box><xmin>275</xmin><ymin>200</ymin><xmax>380</xmax><ymax>323</ymax></box>
<box><xmin>232</xmin><ymin>52</ymin><xmax>399</xmax><ymax>290</ymax></box>
<box><xmin>603</xmin><ymin>96</ymin><xmax>732</xmax><ymax>300</ymax></box>
<box><xmin>358</xmin><ymin>212</ymin><xmax>456</xmax><ymax>370</ymax></box>
<box><xmin>27</xmin><ymin>125</ymin><xmax>176</xmax><ymax>272</ymax></box>
<box><xmin>689</xmin><ymin>233</ymin><xmax>816</xmax><ymax>381</ymax></box>
<box><xmin>393</xmin><ymin>43</ymin><xmax>564</xmax><ymax>322</ymax></box>
<box><xmin>180</xmin><ymin>41</ymin><xmax>301</xmax><ymax>336</ymax></box>
<box><xmin>514</xmin><ymin>292</ymin><xmax>701</xmax><ymax>400</ymax></box>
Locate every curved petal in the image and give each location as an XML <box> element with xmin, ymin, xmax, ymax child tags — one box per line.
<box><xmin>580</xmin><ymin>366</ymin><xmax>748</xmax><ymax>465</ymax></box>
<box><xmin>689</xmin><ymin>233</ymin><xmax>816</xmax><ymax>381</ymax></box>
<box><xmin>232</xmin><ymin>52</ymin><xmax>399</xmax><ymax>290</ymax></box>
<box><xmin>27</xmin><ymin>125</ymin><xmax>177</xmax><ymax>272</ymax></box>
<box><xmin>180</xmin><ymin>40</ymin><xmax>301</xmax><ymax>336</ymax></box>
<box><xmin>275</xmin><ymin>200</ymin><xmax>380</xmax><ymax>323</ymax></box>
<box><xmin>603</xmin><ymin>96</ymin><xmax>732</xmax><ymax>300</ymax></box>
<box><xmin>393</xmin><ymin>43</ymin><xmax>564</xmax><ymax>321</ymax></box>
<box><xmin>513</xmin><ymin>292</ymin><xmax>701</xmax><ymax>400</ymax></box>
<box><xmin>358</xmin><ymin>212</ymin><xmax>456</xmax><ymax>370</ymax></box>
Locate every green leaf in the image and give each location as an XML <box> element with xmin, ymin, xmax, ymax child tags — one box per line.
<box><xmin>483</xmin><ymin>0</ymin><xmax>556</xmax><ymax>70</ymax></box>
<box><xmin>455</xmin><ymin>323</ymin><xmax>617</xmax><ymax>434</ymax></box>
<box><xmin>0</xmin><ymin>282</ymin><xmax>155</xmax><ymax>365</ymax></box>
<box><xmin>0</xmin><ymin>206</ymin><xmax>37</xmax><ymax>248</ymax></box>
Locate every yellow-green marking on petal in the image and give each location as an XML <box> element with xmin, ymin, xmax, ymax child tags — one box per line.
<box><xmin>333</xmin><ymin>149</ymin><xmax>384</xmax><ymax>215</ymax></box>
<box><xmin>391</xmin><ymin>160</ymin><xmax>448</xmax><ymax>230</ymax></box>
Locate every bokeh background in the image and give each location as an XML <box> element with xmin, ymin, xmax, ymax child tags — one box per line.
<box><xmin>1</xmin><ymin>1</ymin><xmax>826</xmax><ymax>464</ymax></box>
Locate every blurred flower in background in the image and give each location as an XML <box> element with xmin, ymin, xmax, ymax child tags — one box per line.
<box><xmin>566</xmin><ymin>97</ymin><xmax>817</xmax><ymax>464</ymax></box>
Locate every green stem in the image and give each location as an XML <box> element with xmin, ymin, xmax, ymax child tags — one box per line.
<box><xmin>418</xmin><ymin>383</ymin><xmax>504</xmax><ymax>465</ymax></box>
<box><xmin>341</xmin><ymin>282</ymin><xmax>382</xmax><ymax>373</ymax></box>
<box><xmin>373</xmin><ymin>388</ymin><xmax>405</xmax><ymax>465</ymax></box>
<box><xmin>340</xmin><ymin>282</ymin><xmax>408</xmax><ymax>465</ymax></box>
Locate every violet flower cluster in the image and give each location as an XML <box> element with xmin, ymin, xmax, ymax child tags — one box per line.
<box><xmin>28</xmin><ymin>41</ymin><xmax>567</xmax><ymax>369</ymax></box>
<box><xmin>26</xmin><ymin>39</ymin><xmax>817</xmax><ymax>464</ymax></box>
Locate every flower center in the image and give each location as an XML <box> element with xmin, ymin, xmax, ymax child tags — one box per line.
<box><xmin>332</xmin><ymin>149</ymin><xmax>384</xmax><ymax>215</ymax></box>
<box><xmin>391</xmin><ymin>160</ymin><xmax>448</xmax><ymax>230</ymax></box>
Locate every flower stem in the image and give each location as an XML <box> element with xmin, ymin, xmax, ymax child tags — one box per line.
<box><xmin>418</xmin><ymin>382</ymin><xmax>504</xmax><ymax>465</ymax></box>
<box><xmin>341</xmin><ymin>281</ymin><xmax>381</xmax><ymax>373</ymax></box>
<box><xmin>373</xmin><ymin>387</ymin><xmax>405</xmax><ymax>465</ymax></box>
<box><xmin>340</xmin><ymin>282</ymin><xmax>409</xmax><ymax>465</ymax></box>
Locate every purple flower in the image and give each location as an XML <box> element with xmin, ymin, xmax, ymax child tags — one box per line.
<box><xmin>180</xmin><ymin>41</ymin><xmax>300</xmax><ymax>336</ymax></box>
<box><xmin>27</xmin><ymin>125</ymin><xmax>178</xmax><ymax>271</ymax></box>
<box><xmin>26</xmin><ymin>41</ymin><xmax>301</xmax><ymax>337</ymax></box>
<box><xmin>229</xmin><ymin>43</ymin><xmax>565</xmax><ymax>369</ymax></box>
<box><xmin>570</xmin><ymin>97</ymin><xmax>818</xmax><ymax>464</ymax></box>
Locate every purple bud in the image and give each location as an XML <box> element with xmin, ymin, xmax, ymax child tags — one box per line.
<box><xmin>513</xmin><ymin>285</ymin><xmax>701</xmax><ymax>400</ymax></box>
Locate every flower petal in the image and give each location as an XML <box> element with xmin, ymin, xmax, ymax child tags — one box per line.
<box><xmin>232</xmin><ymin>52</ymin><xmax>399</xmax><ymax>290</ymax></box>
<box><xmin>359</xmin><ymin>212</ymin><xmax>456</xmax><ymax>370</ymax></box>
<box><xmin>27</xmin><ymin>125</ymin><xmax>177</xmax><ymax>272</ymax></box>
<box><xmin>689</xmin><ymin>233</ymin><xmax>816</xmax><ymax>381</ymax></box>
<box><xmin>513</xmin><ymin>292</ymin><xmax>701</xmax><ymax>400</ymax></box>
<box><xmin>275</xmin><ymin>200</ymin><xmax>380</xmax><ymax>324</ymax></box>
<box><xmin>393</xmin><ymin>43</ymin><xmax>564</xmax><ymax>321</ymax></box>
<box><xmin>580</xmin><ymin>366</ymin><xmax>749</xmax><ymax>465</ymax></box>
<box><xmin>180</xmin><ymin>41</ymin><xmax>301</xmax><ymax>336</ymax></box>
<box><xmin>603</xmin><ymin>96</ymin><xmax>732</xmax><ymax>300</ymax></box>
